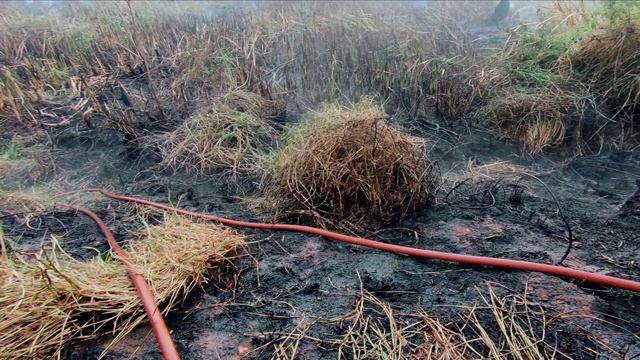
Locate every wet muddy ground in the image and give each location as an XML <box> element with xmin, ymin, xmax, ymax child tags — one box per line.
<box><xmin>5</xmin><ymin>108</ymin><xmax>639</xmax><ymax>359</ymax></box>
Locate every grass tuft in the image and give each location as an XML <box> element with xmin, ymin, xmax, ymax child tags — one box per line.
<box><xmin>153</xmin><ymin>90</ymin><xmax>282</xmax><ymax>179</ymax></box>
<box><xmin>565</xmin><ymin>17</ymin><xmax>640</xmax><ymax>115</ymax></box>
<box><xmin>266</xmin><ymin>97</ymin><xmax>436</xmax><ymax>230</ymax></box>
<box><xmin>484</xmin><ymin>89</ymin><xmax>571</xmax><ymax>154</ymax></box>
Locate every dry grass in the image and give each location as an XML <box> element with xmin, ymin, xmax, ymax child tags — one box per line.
<box><xmin>2</xmin><ymin>0</ymin><xmax>637</xmax><ymax>154</ymax></box>
<box><xmin>153</xmin><ymin>91</ymin><xmax>282</xmax><ymax>178</ymax></box>
<box><xmin>215</xmin><ymin>91</ymin><xmax>285</xmax><ymax>120</ymax></box>
<box><xmin>0</xmin><ymin>211</ymin><xmax>246</xmax><ymax>359</ymax></box>
<box><xmin>440</xmin><ymin>159</ymin><xmax>540</xmax><ymax>210</ymax></box>
<box><xmin>265</xmin><ymin>288</ymin><xmax>466</xmax><ymax>360</ymax></box>
<box><xmin>0</xmin><ymin>188</ymin><xmax>57</xmax><ymax>215</ymax></box>
<box><xmin>486</xmin><ymin>1</ymin><xmax>640</xmax><ymax>153</ymax></box>
<box><xmin>426</xmin><ymin>0</ymin><xmax>496</xmax><ymax>23</ymax></box>
<box><xmin>0</xmin><ymin>142</ymin><xmax>55</xmax><ymax>186</ymax></box>
<box><xmin>336</xmin><ymin>291</ymin><xmax>409</xmax><ymax>360</ymax></box>
<box><xmin>406</xmin><ymin>312</ymin><xmax>468</xmax><ymax>360</ymax></box>
<box><xmin>0</xmin><ymin>0</ymin><xmax>486</xmax><ymax>138</ymax></box>
<box><xmin>483</xmin><ymin>5</ymin><xmax>583</xmax><ymax>154</ymax></box>
<box><xmin>462</xmin><ymin>160</ymin><xmax>540</xmax><ymax>183</ymax></box>
<box><xmin>483</xmin><ymin>89</ymin><xmax>573</xmax><ymax>154</ymax></box>
<box><xmin>266</xmin><ymin>283</ymin><xmax>565</xmax><ymax>360</ymax></box>
<box><xmin>0</xmin><ymin>184</ymin><xmax>105</xmax><ymax>224</ymax></box>
<box><xmin>464</xmin><ymin>284</ymin><xmax>557</xmax><ymax>359</ymax></box>
<box><xmin>266</xmin><ymin>97</ymin><xmax>436</xmax><ymax>230</ymax></box>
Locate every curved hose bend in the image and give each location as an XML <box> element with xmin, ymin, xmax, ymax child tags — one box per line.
<box><xmin>81</xmin><ymin>188</ymin><xmax>640</xmax><ymax>293</ymax></box>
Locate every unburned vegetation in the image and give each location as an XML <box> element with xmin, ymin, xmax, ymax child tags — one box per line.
<box><xmin>486</xmin><ymin>0</ymin><xmax>640</xmax><ymax>153</ymax></box>
<box><xmin>1</xmin><ymin>1</ymin><xmax>640</xmax><ymax>359</ymax></box>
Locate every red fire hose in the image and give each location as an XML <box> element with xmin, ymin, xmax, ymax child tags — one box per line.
<box><xmin>56</xmin><ymin>188</ymin><xmax>640</xmax><ymax>360</ymax></box>
<box><xmin>60</xmin><ymin>188</ymin><xmax>640</xmax><ymax>293</ymax></box>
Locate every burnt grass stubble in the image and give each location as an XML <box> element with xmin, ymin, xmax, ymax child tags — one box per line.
<box><xmin>18</xmin><ymin>107</ymin><xmax>634</xmax><ymax>359</ymax></box>
<box><xmin>5</xmin><ymin>34</ymin><xmax>639</xmax><ymax>360</ymax></box>
<box><xmin>0</xmin><ymin>74</ymin><xmax>635</xmax><ymax>359</ymax></box>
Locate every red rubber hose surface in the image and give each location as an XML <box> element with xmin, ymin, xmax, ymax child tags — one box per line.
<box><xmin>67</xmin><ymin>204</ymin><xmax>181</xmax><ymax>360</ymax></box>
<box><xmin>76</xmin><ymin>189</ymin><xmax>640</xmax><ymax>293</ymax></box>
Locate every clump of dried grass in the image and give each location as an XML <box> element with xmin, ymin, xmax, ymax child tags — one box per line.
<box><xmin>0</xmin><ymin>211</ymin><xmax>246</xmax><ymax>359</ymax></box>
<box><xmin>431</xmin><ymin>66</ymin><xmax>492</xmax><ymax>120</ymax></box>
<box><xmin>215</xmin><ymin>90</ymin><xmax>285</xmax><ymax>120</ymax></box>
<box><xmin>483</xmin><ymin>89</ymin><xmax>573</xmax><ymax>153</ymax></box>
<box><xmin>154</xmin><ymin>91</ymin><xmax>282</xmax><ymax>178</ymax></box>
<box><xmin>266</xmin><ymin>97</ymin><xmax>436</xmax><ymax>230</ymax></box>
<box><xmin>462</xmin><ymin>160</ymin><xmax>540</xmax><ymax>183</ymax></box>
<box><xmin>0</xmin><ymin>188</ymin><xmax>57</xmax><ymax>215</ymax></box>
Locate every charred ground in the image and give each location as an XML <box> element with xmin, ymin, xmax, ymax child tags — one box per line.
<box><xmin>1</xmin><ymin>1</ymin><xmax>640</xmax><ymax>359</ymax></box>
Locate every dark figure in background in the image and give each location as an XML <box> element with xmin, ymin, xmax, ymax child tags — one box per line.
<box><xmin>493</xmin><ymin>0</ymin><xmax>510</xmax><ymax>24</ymax></box>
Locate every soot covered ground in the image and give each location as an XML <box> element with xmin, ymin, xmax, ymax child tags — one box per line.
<box><xmin>10</xmin><ymin>111</ymin><xmax>635</xmax><ymax>359</ymax></box>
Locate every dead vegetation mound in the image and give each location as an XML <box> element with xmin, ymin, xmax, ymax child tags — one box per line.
<box><xmin>0</xmin><ymin>212</ymin><xmax>246</xmax><ymax>360</ymax></box>
<box><xmin>483</xmin><ymin>89</ymin><xmax>572</xmax><ymax>154</ymax></box>
<box><xmin>266</xmin><ymin>98</ymin><xmax>436</xmax><ymax>229</ymax></box>
<box><xmin>153</xmin><ymin>91</ymin><xmax>283</xmax><ymax>178</ymax></box>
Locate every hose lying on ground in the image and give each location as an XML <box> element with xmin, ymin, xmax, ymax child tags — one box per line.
<box><xmin>65</xmin><ymin>204</ymin><xmax>181</xmax><ymax>360</ymax></box>
<box><xmin>57</xmin><ymin>188</ymin><xmax>640</xmax><ymax>293</ymax></box>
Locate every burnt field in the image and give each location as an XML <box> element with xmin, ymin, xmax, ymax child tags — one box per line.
<box><xmin>1</xmin><ymin>1</ymin><xmax>639</xmax><ymax>359</ymax></box>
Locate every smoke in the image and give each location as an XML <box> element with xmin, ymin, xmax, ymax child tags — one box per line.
<box><xmin>2</xmin><ymin>1</ymin><xmax>604</xmax><ymax>30</ymax></box>
<box><xmin>3</xmin><ymin>0</ymin><xmax>260</xmax><ymax>17</ymax></box>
